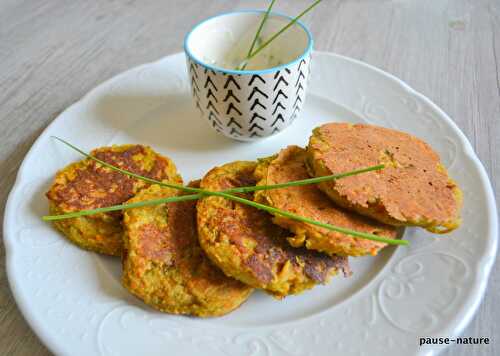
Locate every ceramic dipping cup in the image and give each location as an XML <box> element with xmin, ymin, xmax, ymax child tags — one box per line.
<box><xmin>184</xmin><ymin>10</ymin><xmax>312</xmax><ymax>141</ymax></box>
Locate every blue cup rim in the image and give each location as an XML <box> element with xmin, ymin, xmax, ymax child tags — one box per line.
<box><xmin>184</xmin><ymin>9</ymin><xmax>313</xmax><ymax>75</ymax></box>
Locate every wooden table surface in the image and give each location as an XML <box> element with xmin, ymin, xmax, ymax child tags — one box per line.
<box><xmin>0</xmin><ymin>1</ymin><xmax>498</xmax><ymax>355</ymax></box>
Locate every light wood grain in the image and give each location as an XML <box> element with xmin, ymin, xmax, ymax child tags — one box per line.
<box><xmin>0</xmin><ymin>1</ymin><xmax>498</xmax><ymax>355</ymax></box>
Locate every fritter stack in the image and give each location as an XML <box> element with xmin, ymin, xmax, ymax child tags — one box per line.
<box><xmin>46</xmin><ymin>123</ymin><xmax>462</xmax><ymax>317</ymax></box>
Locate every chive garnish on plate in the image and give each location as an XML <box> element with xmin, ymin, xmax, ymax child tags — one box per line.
<box><xmin>43</xmin><ymin>163</ymin><xmax>384</xmax><ymax>220</ymax></box>
<box><xmin>44</xmin><ymin>136</ymin><xmax>407</xmax><ymax>246</ymax></box>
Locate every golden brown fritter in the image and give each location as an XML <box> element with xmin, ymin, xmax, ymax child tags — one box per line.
<box><xmin>46</xmin><ymin>145</ymin><xmax>182</xmax><ymax>256</ymax></box>
<box><xmin>122</xmin><ymin>182</ymin><xmax>252</xmax><ymax>317</ymax></box>
<box><xmin>197</xmin><ymin>161</ymin><xmax>350</xmax><ymax>298</ymax></box>
<box><xmin>254</xmin><ymin>146</ymin><xmax>397</xmax><ymax>257</ymax></box>
<box><xmin>307</xmin><ymin>123</ymin><xmax>462</xmax><ymax>233</ymax></box>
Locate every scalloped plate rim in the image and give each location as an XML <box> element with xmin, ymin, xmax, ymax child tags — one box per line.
<box><xmin>3</xmin><ymin>51</ymin><xmax>498</xmax><ymax>356</ymax></box>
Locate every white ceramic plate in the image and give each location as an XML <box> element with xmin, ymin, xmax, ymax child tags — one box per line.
<box><xmin>4</xmin><ymin>52</ymin><xmax>497</xmax><ymax>356</ymax></box>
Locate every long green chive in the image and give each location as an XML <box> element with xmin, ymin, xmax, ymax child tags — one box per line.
<box><xmin>43</xmin><ymin>164</ymin><xmax>384</xmax><ymax>221</ymax></box>
<box><xmin>43</xmin><ymin>195</ymin><xmax>200</xmax><ymax>221</ymax></box>
<box><xmin>237</xmin><ymin>0</ymin><xmax>322</xmax><ymax>70</ymax></box>
<box><xmin>47</xmin><ymin>137</ymin><xmax>407</xmax><ymax>246</ymax></box>
<box><xmin>238</xmin><ymin>0</ymin><xmax>277</xmax><ymax>70</ymax></box>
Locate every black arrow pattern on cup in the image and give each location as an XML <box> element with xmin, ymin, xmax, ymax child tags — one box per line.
<box><xmin>224</xmin><ymin>89</ymin><xmax>242</xmax><ymax>140</ymax></box>
<box><xmin>189</xmin><ymin>56</ymin><xmax>308</xmax><ymax>139</ymax></box>
<box><xmin>190</xmin><ymin>62</ymin><xmax>203</xmax><ymax>115</ymax></box>
<box><xmin>223</xmin><ymin>90</ymin><xmax>241</xmax><ymax>103</ymax></box>
<box><xmin>208</xmin><ymin>110</ymin><xmax>223</xmax><ymax>132</ymax></box>
<box><xmin>293</xmin><ymin>58</ymin><xmax>307</xmax><ymax>118</ymax></box>
<box><xmin>295</xmin><ymin>70</ymin><xmax>306</xmax><ymax>87</ymax></box>
<box><xmin>195</xmin><ymin>100</ymin><xmax>203</xmax><ymax>115</ymax></box>
<box><xmin>206</xmin><ymin>100</ymin><xmax>219</xmax><ymax>114</ymax></box>
<box><xmin>296</xmin><ymin>59</ymin><xmax>307</xmax><ymax>86</ymax></box>
<box><xmin>272</xmin><ymin>89</ymin><xmax>288</xmax><ymax>105</ymax></box>
<box><xmin>223</xmin><ymin>77</ymin><xmax>243</xmax><ymax>139</ymax></box>
<box><xmin>205</xmin><ymin>76</ymin><xmax>218</xmax><ymax>91</ymax></box>
<box><xmin>291</xmin><ymin>105</ymin><xmax>300</xmax><ymax>119</ymax></box>
<box><xmin>247</xmin><ymin>74</ymin><xmax>269</xmax><ymax>136</ymax></box>
<box><xmin>206</xmin><ymin>70</ymin><xmax>223</xmax><ymax>132</ymax></box>
<box><xmin>249</xmin><ymin>74</ymin><xmax>266</xmax><ymax>86</ymax></box>
<box><xmin>208</xmin><ymin>111</ymin><xmax>222</xmax><ymax>125</ymax></box>
<box><xmin>273</xmin><ymin>76</ymin><xmax>289</xmax><ymax>92</ymax></box>
<box><xmin>226</xmin><ymin>102</ymin><xmax>242</xmax><ymax>116</ymax></box>
<box><xmin>211</xmin><ymin>120</ymin><xmax>223</xmax><ymax>133</ymax></box>
<box><xmin>249</xmin><ymin>112</ymin><xmax>266</xmax><ymax>124</ymax></box>
<box><xmin>206</xmin><ymin>88</ymin><xmax>218</xmax><ymax>102</ymax></box>
<box><xmin>224</xmin><ymin>75</ymin><xmax>241</xmax><ymax>90</ymax></box>
<box><xmin>192</xmin><ymin>87</ymin><xmax>200</xmax><ymax>101</ymax></box>
<box><xmin>271</xmin><ymin>113</ymin><xmax>285</xmax><ymax>127</ymax></box>
<box><xmin>296</xmin><ymin>83</ymin><xmax>305</xmax><ymax>96</ymax></box>
<box><xmin>204</xmin><ymin>67</ymin><xmax>217</xmax><ymax>76</ymax></box>
<box><xmin>189</xmin><ymin>62</ymin><xmax>199</xmax><ymax>79</ymax></box>
<box><xmin>247</xmin><ymin>86</ymin><xmax>269</xmax><ymax>101</ymax></box>
<box><xmin>230</xmin><ymin>127</ymin><xmax>242</xmax><ymax>136</ymax></box>
<box><xmin>298</xmin><ymin>59</ymin><xmax>306</xmax><ymax>71</ymax></box>
<box><xmin>269</xmin><ymin>68</ymin><xmax>291</xmax><ymax>134</ymax></box>
<box><xmin>250</xmin><ymin>98</ymin><xmax>266</xmax><ymax>111</ymax></box>
<box><xmin>227</xmin><ymin>117</ymin><xmax>242</xmax><ymax>129</ymax></box>
<box><xmin>191</xmin><ymin>76</ymin><xmax>200</xmax><ymax>92</ymax></box>
<box><xmin>249</xmin><ymin>123</ymin><xmax>264</xmax><ymax>132</ymax></box>
<box><xmin>189</xmin><ymin>62</ymin><xmax>200</xmax><ymax>92</ymax></box>
<box><xmin>272</xmin><ymin>102</ymin><xmax>285</xmax><ymax>116</ymax></box>
<box><xmin>293</xmin><ymin>95</ymin><xmax>302</xmax><ymax>109</ymax></box>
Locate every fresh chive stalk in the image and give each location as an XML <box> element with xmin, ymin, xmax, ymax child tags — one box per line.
<box><xmin>238</xmin><ymin>0</ymin><xmax>277</xmax><ymax>70</ymax></box>
<box><xmin>43</xmin><ymin>195</ymin><xmax>200</xmax><ymax>221</ymax></box>
<box><xmin>46</xmin><ymin>136</ymin><xmax>407</xmax><ymax>246</ymax></box>
<box><xmin>237</xmin><ymin>0</ymin><xmax>322</xmax><ymax>70</ymax></box>
<box><xmin>43</xmin><ymin>164</ymin><xmax>384</xmax><ymax>221</ymax></box>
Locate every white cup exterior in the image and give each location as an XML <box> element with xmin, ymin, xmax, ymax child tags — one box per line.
<box><xmin>184</xmin><ymin>11</ymin><xmax>312</xmax><ymax>141</ymax></box>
